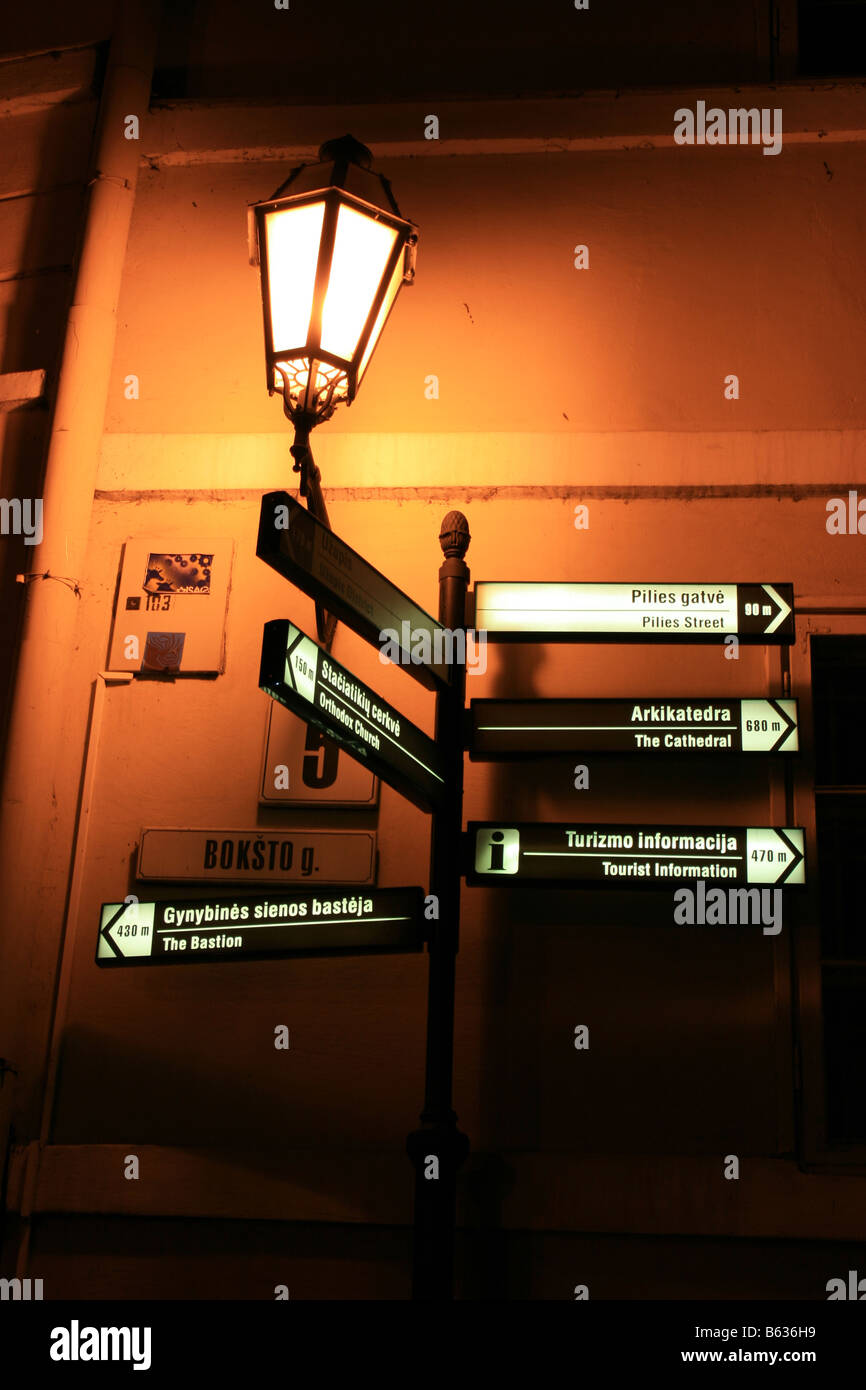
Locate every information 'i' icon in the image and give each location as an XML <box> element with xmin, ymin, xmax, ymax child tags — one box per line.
<box><xmin>475</xmin><ymin>827</ymin><xmax>520</xmax><ymax>874</ymax></box>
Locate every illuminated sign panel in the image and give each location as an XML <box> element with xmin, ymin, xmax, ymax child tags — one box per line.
<box><xmin>473</xmin><ymin>582</ymin><xmax>795</xmax><ymax>643</ymax></box>
<box><xmin>469</xmin><ymin>698</ymin><xmax>799</xmax><ymax>756</ymax></box>
<box><xmin>96</xmin><ymin>888</ymin><xmax>425</xmax><ymax>965</ymax></box>
<box><xmin>259</xmin><ymin>619</ymin><xmax>446</xmax><ymax>811</ymax></box>
<box><xmin>466</xmin><ymin>823</ymin><xmax>805</xmax><ymax>887</ymax></box>
<box><xmin>257</xmin><ymin>492</ymin><xmax>451</xmax><ymax>688</ymax></box>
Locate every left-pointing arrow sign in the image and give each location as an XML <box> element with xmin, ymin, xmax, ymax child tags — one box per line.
<box><xmin>98</xmin><ymin>901</ymin><xmax>156</xmax><ymax>960</ymax></box>
<box><xmin>260</xmin><ymin>619</ymin><xmax>447</xmax><ymax>812</ymax></box>
<box><xmin>96</xmin><ymin>890</ymin><xmax>427</xmax><ymax>966</ymax></box>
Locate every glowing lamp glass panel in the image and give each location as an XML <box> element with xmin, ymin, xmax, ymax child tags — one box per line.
<box><xmin>320</xmin><ymin>205</ymin><xmax>398</xmax><ymax>360</ymax></box>
<box><xmin>358</xmin><ymin>252</ymin><xmax>405</xmax><ymax>382</ymax></box>
<box><xmin>264</xmin><ymin>201</ymin><xmax>325</xmax><ymax>353</ymax></box>
<box><xmin>273</xmin><ymin>358</ymin><xmax>348</xmax><ymax>411</ymax></box>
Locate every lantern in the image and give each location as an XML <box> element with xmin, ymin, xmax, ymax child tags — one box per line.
<box><xmin>250</xmin><ymin>134</ymin><xmax>418</xmax><ymax>428</ymax></box>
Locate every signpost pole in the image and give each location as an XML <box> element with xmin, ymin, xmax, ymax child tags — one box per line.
<box><xmin>407</xmin><ymin>511</ymin><xmax>471</xmax><ymax>1301</ymax></box>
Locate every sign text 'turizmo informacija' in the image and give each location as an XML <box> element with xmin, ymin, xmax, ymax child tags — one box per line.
<box><xmin>469</xmin><ymin>698</ymin><xmax>799</xmax><ymax>756</ymax></box>
<box><xmin>472</xmin><ymin>582</ymin><xmax>795</xmax><ymax>642</ymax></box>
<box><xmin>257</xmin><ymin>491</ymin><xmax>451</xmax><ymax>688</ymax></box>
<box><xmin>465</xmin><ymin>824</ymin><xmax>805</xmax><ymax>886</ymax></box>
<box><xmin>259</xmin><ymin>619</ymin><xmax>446</xmax><ymax>812</ymax></box>
<box><xmin>96</xmin><ymin>888</ymin><xmax>426</xmax><ymax>965</ymax></box>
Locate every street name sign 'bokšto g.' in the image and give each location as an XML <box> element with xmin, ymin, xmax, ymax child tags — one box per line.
<box><xmin>96</xmin><ymin>888</ymin><xmax>426</xmax><ymax>965</ymax></box>
<box><xmin>257</xmin><ymin>491</ymin><xmax>451</xmax><ymax>688</ymax></box>
<box><xmin>466</xmin><ymin>823</ymin><xmax>805</xmax><ymax>886</ymax></box>
<box><xmin>473</xmin><ymin>582</ymin><xmax>795</xmax><ymax>643</ymax></box>
<box><xmin>137</xmin><ymin>827</ymin><xmax>377</xmax><ymax>884</ymax></box>
<box><xmin>259</xmin><ymin>619</ymin><xmax>446</xmax><ymax>812</ymax></box>
<box><xmin>469</xmin><ymin>697</ymin><xmax>799</xmax><ymax>757</ymax></box>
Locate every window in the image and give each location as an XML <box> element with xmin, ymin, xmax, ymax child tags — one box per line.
<box><xmin>799</xmin><ymin>0</ymin><xmax>866</xmax><ymax>76</ymax></box>
<box><xmin>810</xmin><ymin>635</ymin><xmax>866</xmax><ymax>1145</ymax></box>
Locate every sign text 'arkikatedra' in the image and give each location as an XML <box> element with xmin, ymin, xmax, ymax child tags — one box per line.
<box><xmin>469</xmin><ymin>697</ymin><xmax>799</xmax><ymax>756</ymax></box>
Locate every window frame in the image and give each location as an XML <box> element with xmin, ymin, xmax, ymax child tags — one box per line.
<box><xmin>790</xmin><ymin>598</ymin><xmax>866</xmax><ymax>1168</ymax></box>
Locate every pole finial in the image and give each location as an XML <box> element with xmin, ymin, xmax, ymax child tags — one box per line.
<box><xmin>439</xmin><ymin>511</ymin><xmax>470</xmax><ymax>559</ymax></box>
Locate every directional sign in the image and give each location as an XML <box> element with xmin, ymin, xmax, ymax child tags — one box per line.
<box><xmin>473</xmin><ymin>582</ymin><xmax>795</xmax><ymax>643</ymax></box>
<box><xmin>466</xmin><ymin>823</ymin><xmax>805</xmax><ymax>886</ymax></box>
<box><xmin>96</xmin><ymin>888</ymin><xmax>426</xmax><ymax>966</ymax></box>
<box><xmin>259</xmin><ymin>619</ymin><xmax>446</xmax><ymax>812</ymax></box>
<box><xmin>137</xmin><ymin>828</ymin><xmax>377</xmax><ymax>884</ymax></box>
<box><xmin>469</xmin><ymin>698</ymin><xmax>799</xmax><ymax>757</ymax></box>
<box><xmin>257</xmin><ymin>491</ymin><xmax>451</xmax><ymax>688</ymax></box>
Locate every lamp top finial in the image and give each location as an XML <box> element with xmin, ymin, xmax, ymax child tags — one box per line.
<box><xmin>318</xmin><ymin>134</ymin><xmax>373</xmax><ymax>169</ymax></box>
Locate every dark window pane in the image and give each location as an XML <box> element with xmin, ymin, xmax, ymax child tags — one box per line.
<box><xmin>799</xmin><ymin>1</ymin><xmax>866</xmax><ymax>76</ymax></box>
<box><xmin>811</xmin><ymin>635</ymin><xmax>866</xmax><ymax>785</ymax></box>
<box><xmin>815</xmin><ymin>793</ymin><xmax>866</xmax><ymax>958</ymax></box>
<box><xmin>822</xmin><ymin>970</ymin><xmax>866</xmax><ymax>1143</ymax></box>
<box><xmin>810</xmin><ymin>635</ymin><xmax>866</xmax><ymax>1146</ymax></box>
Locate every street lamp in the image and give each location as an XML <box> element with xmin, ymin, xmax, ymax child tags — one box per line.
<box><xmin>249</xmin><ymin>134</ymin><xmax>417</xmax><ymax>511</ymax></box>
<box><xmin>250</xmin><ymin>141</ymin><xmax>469</xmax><ymax>1298</ymax></box>
<box><xmin>250</xmin><ymin>134</ymin><xmax>417</xmax><ymax>643</ymax></box>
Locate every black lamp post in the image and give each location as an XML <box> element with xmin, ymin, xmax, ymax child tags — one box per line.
<box><xmin>252</xmin><ymin>143</ymin><xmax>468</xmax><ymax>1298</ymax></box>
